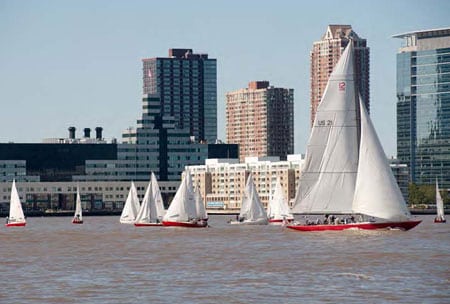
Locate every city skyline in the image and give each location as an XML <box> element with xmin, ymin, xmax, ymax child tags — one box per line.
<box><xmin>0</xmin><ymin>0</ymin><xmax>449</xmax><ymax>157</ymax></box>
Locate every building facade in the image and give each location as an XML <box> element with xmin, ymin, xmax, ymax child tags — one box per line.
<box><xmin>310</xmin><ymin>25</ymin><xmax>370</xmax><ymax>126</ymax></box>
<box><xmin>394</xmin><ymin>28</ymin><xmax>450</xmax><ymax>188</ymax></box>
<box><xmin>187</xmin><ymin>155</ymin><xmax>304</xmax><ymax>211</ymax></box>
<box><xmin>226</xmin><ymin>81</ymin><xmax>294</xmax><ymax>162</ymax></box>
<box><xmin>142</xmin><ymin>48</ymin><xmax>217</xmax><ymax>143</ymax></box>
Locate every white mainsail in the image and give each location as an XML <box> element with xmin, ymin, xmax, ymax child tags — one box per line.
<box><xmin>436</xmin><ymin>179</ymin><xmax>445</xmax><ymax>220</ymax></box>
<box><xmin>135</xmin><ymin>172</ymin><xmax>165</xmax><ymax>224</ymax></box>
<box><xmin>292</xmin><ymin>43</ymin><xmax>359</xmax><ymax>214</ymax></box>
<box><xmin>239</xmin><ymin>173</ymin><xmax>267</xmax><ymax>222</ymax></box>
<box><xmin>8</xmin><ymin>180</ymin><xmax>26</xmax><ymax>224</ymax></box>
<box><xmin>352</xmin><ymin>98</ymin><xmax>411</xmax><ymax>221</ymax></box>
<box><xmin>163</xmin><ymin>171</ymin><xmax>197</xmax><ymax>222</ymax></box>
<box><xmin>73</xmin><ymin>187</ymin><xmax>83</xmax><ymax>222</ymax></box>
<box><xmin>120</xmin><ymin>181</ymin><xmax>140</xmax><ymax>224</ymax></box>
<box><xmin>268</xmin><ymin>177</ymin><xmax>293</xmax><ymax>220</ymax></box>
<box><xmin>194</xmin><ymin>187</ymin><xmax>208</xmax><ymax>220</ymax></box>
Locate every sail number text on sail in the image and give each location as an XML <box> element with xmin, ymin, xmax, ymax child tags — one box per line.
<box><xmin>317</xmin><ymin>120</ymin><xmax>333</xmax><ymax>126</ymax></box>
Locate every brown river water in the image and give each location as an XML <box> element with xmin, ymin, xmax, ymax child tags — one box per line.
<box><xmin>0</xmin><ymin>214</ymin><xmax>448</xmax><ymax>303</ymax></box>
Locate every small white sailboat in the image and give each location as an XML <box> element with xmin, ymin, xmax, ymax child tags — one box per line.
<box><xmin>434</xmin><ymin>179</ymin><xmax>446</xmax><ymax>223</ymax></box>
<box><xmin>72</xmin><ymin>186</ymin><xmax>83</xmax><ymax>224</ymax></box>
<box><xmin>120</xmin><ymin>181</ymin><xmax>140</xmax><ymax>224</ymax></box>
<box><xmin>194</xmin><ymin>186</ymin><xmax>208</xmax><ymax>223</ymax></box>
<box><xmin>6</xmin><ymin>180</ymin><xmax>26</xmax><ymax>227</ymax></box>
<box><xmin>162</xmin><ymin>171</ymin><xmax>207</xmax><ymax>228</ymax></box>
<box><xmin>134</xmin><ymin>172</ymin><xmax>165</xmax><ymax>227</ymax></box>
<box><xmin>287</xmin><ymin>42</ymin><xmax>421</xmax><ymax>232</ymax></box>
<box><xmin>267</xmin><ymin>177</ymin><xmax>294</xmax><ymax>224</ymax></box>
<box><xmin>230</xmin><ymin>173</ymin><xmax>268</xmax><ymax>225</ymax></box>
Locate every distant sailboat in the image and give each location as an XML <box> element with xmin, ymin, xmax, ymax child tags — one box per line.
<box><xmin>230</xmin><ymin>173</ymin><xmax>268</xmax><ymax>225</ymax></box>
<box><xmin>5</xmin><ymin>180</ymin><xmax>26</xmax><ymax>227</ymax></box>
<box><xmin>72</xmin><ymin>186</ymin><xmax>83</xmax><ymax>224</ymax></box>
<box><xmin>194</xmin><ymin>186</ymin><xmax>209</xmax><ymax>223</ymax></box>
<box><xmin>120</xmin><ymin>181</ymin><xmax>140</xmax><ymax>224</ymax></box>
<box><xmin>267</xmin><ymin>177</ymin><xmax>294</xmax><ymax>224</ymax></box>
<box><xmin>134</xmin><ymin>172</ymin><xmax>165</xmax><ymax>227</ymax></box>
<box><xmin>162</xmin><ymin>171</ymin><xmax>208</xmax><ymax>228</ymax></box>
<box><xmin>434</xmin><ymin>179</ymin><xmax>446</xmax><ymax>223</ymax></box>
<box><xmin>287</xmin><ymin>42</ymin><xmax>421</xmax><ymax>232</ymax></box>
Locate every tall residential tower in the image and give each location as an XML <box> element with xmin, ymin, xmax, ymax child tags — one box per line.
<box><xmin>142</xmin><ymin>48</ymin><xmax>217</xmax><ymax>143</ymax></box>
<box><xmin>310</xmin><ymin>25</ymin><xmax>370</xmax><ymax>126</ymax></box>
<box><xmin>226</xmin><ymin>81</ymin><xmax>294</xmax><ymax>162</ymax></box>
<box><xmin>394</xmin><ymin>28</ymin><xmax>450</xmax><ymax>188</ymax></box>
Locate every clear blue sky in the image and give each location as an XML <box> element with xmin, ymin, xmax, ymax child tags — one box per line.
<box><xmin>0</xmin><ymin>0</ymin><xmax>449</xmax><ymax>157</ymax></box>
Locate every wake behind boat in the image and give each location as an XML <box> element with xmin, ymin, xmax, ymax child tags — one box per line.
<box><xmin>162</xmin><ymin>171</ymin><xmax>208</xmax><ymax>228</ymax></box>
<box><xmin>6</xmin><ymin>180</ymin><xmax>26</xmax><ymax>227</ymax></box>
<box><xmin>230</xmin><ymin>173</ymin><xmax>268</xmax><ymax>225</ymax></box>
<box><xmin>287</xmin><ymin>42</ymin><xmax>421</xmax><ymax>232</ymax></box>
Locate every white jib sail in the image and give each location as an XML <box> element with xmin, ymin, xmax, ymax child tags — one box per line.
<box><xmin>9</xmin><ymin>180</ymin><xmax>26</xmax><ymax>223</ymax></box>
<box><xmin>74</xmin><ymin>187</ymin><xmax>83</xmax><ymax>221</ymax></box>
<box><xmin>120</xmin><ymin>181</ymin><xmax>140</xmax><ymax>224</ymax></box>
<box><xmin>352</xmin><ymin>97</ymin><xmax>410</xmax><ymax>221</ymax></box>
<box><xmin>436</xmin><ymin>179</ymin><xmax>445</xmax><ymax>220</ymax></box>
<box><xmin>163</xmin><ymin>171</ymin><xmax>197</xmax><ymax>222</ymax></box>
<box><xmin>194</xmin><ymin>187</ymin><xmax>208</xmax><ymax>220</ymax></box>
<box><xmin>135</xmin><ymin>172</ymin><xmax>165</xmax><ymax>224</ymax></box>
<box><xmin>240</xmin><ymin>173</ymin><xmax>267</xmax><ymax>221</ymax></box>
<box><xmin>268</xmin><ymin>177</ymin><xmax>293</xmax><ymax>220</ymax></box>
<box><xmin>292</xmin><ymin>43</ymin><xmax>359</xmax><ymax>214</ymax></box>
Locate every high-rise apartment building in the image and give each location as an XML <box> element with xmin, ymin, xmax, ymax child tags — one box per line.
<box><xmin>142</xmin><ymin>48</ymin><xmax>217</xmax><ymax>143</ymax></box>
<box><xmin>310</xmin><ymin>25</ymin><xmax>370</xmax><ymax>126</ymax></box>
<box><xmin>226</xmin><ymin>81</ymin><xmax>294</xmax><ymax>162</ymax></box>
<box><xmin>394</xmin><ymin>28</ymin><xmax>450</xmax><ymax>188</ymax></box>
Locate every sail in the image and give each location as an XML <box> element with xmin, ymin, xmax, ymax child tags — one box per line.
<box><xmin>194</xmin><ymin>187</ymin><xmax>208</xmax><ymax>220</ymax></box>
<box><xmin>9</xmin><ymin>180</ymin><xmax>26</xmax><ymax>223</ymax></box>
<box><xmin>436</xmin><ymin>179</ymin><xmax>445</xmax><ymax>220</ymax></box>
<box><xmin>352</xmin><ymin>97</ymin><xmax>410</xmax><ymax>221</ymax></box>
<box><xmin>163</xmin><ymin>171</ymin><xmax>197</xmax><ymax>222</ymax></box>
<box><xmin>292</xmin><ymin>43</ymin><xmax>359</xmax><ymax>214</ymax></box>
<box><xmin>120</xmin><ymin>181</ymin><xmax>140</xmax><ymax>224</ymax></box>
<box><xmin>268</xmin><ymin>177</ymin><xmax>293</xmax><ymax>219</ymax></box>
<box><xmin>240</xmin><ymin>174</ymin><xmax>267</xmax><ymax>221</ymax></box>
<box><xmin>73</xmin><ymin>187</ymin><xmax>83</xmax><ymax>221</ymax></box>
<box><xmin>135</xmin><ymin>172</ymin><xmax>165</xmax><ymax>224</ymax></box>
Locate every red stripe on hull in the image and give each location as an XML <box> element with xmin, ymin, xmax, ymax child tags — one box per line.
<box><xmin>134</xmin><ymin>223</ymin><xmax>163</xmax><ymax>227</ymax></box>
<box><xmin>434</xmin><ymin>219</ymin><xmax>446</xmax><ymax>223</ymax></box>
<box><xmin>5</xmin><ymin>222</ymin><xmax>26</xmax><ymax>227</ymax></box>
<box><xmin>72</xmin><ymin>220</ymin><xmax>83</xmax><ymax>224</ymax></box>
<box><xmin>162</xmin><ymin>221</ymin><xmax>208</xmax><ymax>228</ymax></box>
<box><xmin>287</xmin><ymin>220</ymin><xmax>421</xmax><ymax>232</ymax></box>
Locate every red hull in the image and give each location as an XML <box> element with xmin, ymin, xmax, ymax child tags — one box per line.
<box><xmin>72</xmin><ymin>220</ymin><xmax>83</xmax><ymax>224</ymax></box>
<box><xmin>162</xmin><ymin>220</ymin><xmax>208</xmax><ymax>228</ymax></box>
<box><xmin>434</xmin><ymin>219</ymin><xmax>446</xmax><ymax>223</ymax></box>
<box><xmin>134</xmin><ymin>222</ymin><xmax>163</xmax><ymax>227</ymax></box>
<box><xmin>5</xmin><ymin>222</ymin><xmax>26</xmax><ymax>227</ymax></box>
<box><xmin>287</xmin><ymin>220</ymin><xmax>421</xmax><ymax>232</ymax></box>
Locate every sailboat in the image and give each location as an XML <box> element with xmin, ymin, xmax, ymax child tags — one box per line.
<box><xmin>162</xmin><ymin>171</ymin><xmax>208</xmax><ymax>228</ymax></box>
<box><xmin>120</xmin><ymin>181</ymin><xmax>140</xmax><ymax>224</ymax></box>
<box><xmin>194</xmin><ymin>186</ymin><xmax>209</xmax><ymax>223</ymax></box>
<box><xmin>267</xmin><ymin>177</ymin><xmax>294</xmax><ymax>224</ymax></box>
<box><xmin>434</xmin><ymin>179</ymin><xmax>446</xmax><ymax>223</ymax></box>
<box><xmin>5</xmin><ymin>180</ymin><xmax>26</xmax><ymax>227</ymax></box>
<box><xmin>72</xmin><ymin>186</ymin><xmax>83</xmax><ymax>224</ymax></box>
<box><xmin>134</xmin><ymin>172</ymin><xmax>166</xmax><ymax>227</ymax></box>
<box><xmin>230</xmin><ymin>173</ymin><xmax>268</xmax><ymax>225</ymax></box>
<box><xmin>287</xmin><ymin>42</ymin><xmax>421</xmax><ymax>232</ymax></box>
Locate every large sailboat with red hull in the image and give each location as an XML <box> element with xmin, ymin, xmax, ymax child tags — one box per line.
<box><xmin>287</xmin><ymin>43</ymin><xmax>421</xmax><ymax>232</ymax></box>
<box><xmin>162</xmin><ymin>171</ymin><xmax>208</xmax><ymax>228</ymax></box>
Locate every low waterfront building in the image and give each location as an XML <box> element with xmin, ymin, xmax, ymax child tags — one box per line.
<box><xmin>187</xmin><ymin>155</ymin><xmax>305</xmax><ymax>211</ymax></box>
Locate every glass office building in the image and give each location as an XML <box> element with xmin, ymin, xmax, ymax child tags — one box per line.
<box><xmin>394</xmin><ymin>28</ymin><xmax>450</xmax><ymax>188</ymax></box>
<box><xmin>142</xmin><ymin>49</ymin><xmax>217</xmax><ymax>144</ymax></box>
